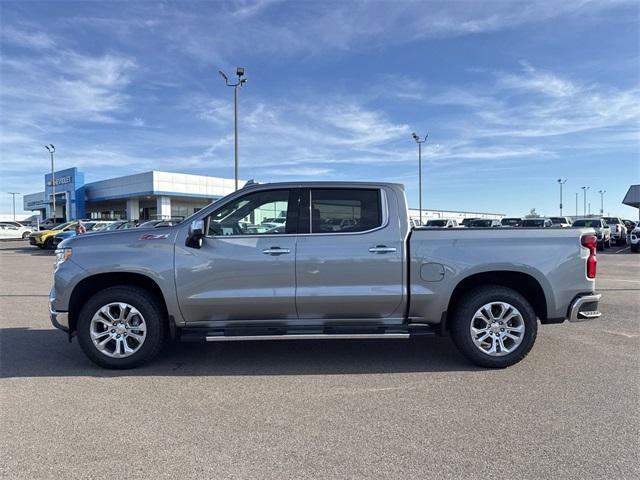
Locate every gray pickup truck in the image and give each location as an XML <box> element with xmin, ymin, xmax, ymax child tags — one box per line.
<box><xmin>50</xmin><ymin>182</ymin><xmax>601</xmax><ymax>369</ymax></box>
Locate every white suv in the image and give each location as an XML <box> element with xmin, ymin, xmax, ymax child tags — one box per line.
<box><xmin>630</xmin><ymin>226</ymin><xmax>640</xmax><ymax>253</ymax></box>
<box><xmin>603</xmin><ymin>217</ymin><xmax>628</xmax><ymax>246</ymax></box>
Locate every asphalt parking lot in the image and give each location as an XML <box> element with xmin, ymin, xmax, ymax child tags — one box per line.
<box><xmin>1</xmin><ymin>240</ymin><xmax>638</xmax><ymax>480</ymax></box>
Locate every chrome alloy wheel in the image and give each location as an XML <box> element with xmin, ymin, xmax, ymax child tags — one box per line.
<box><xmin>470</xmin><ymin>302</ymin><xmax>525</xmax><ymax>357</ymax></box>
<box><xmin>89</xmin><ymin>303</ymin><xmax>147</xmax><ymax>358</ymax></box>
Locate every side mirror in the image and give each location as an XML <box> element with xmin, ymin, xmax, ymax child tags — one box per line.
<box><xmin>186</xmin><ymin>219</ymin><xmax>204</xmax><ymax>249</ymax></box>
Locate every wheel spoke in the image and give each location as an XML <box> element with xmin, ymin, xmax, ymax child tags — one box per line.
<box><xmin>497</xmin><ymin>336</ymin><xmax>510</xmax><ymax>353</ymax></box>
<box><xmin>506</xmin><ymin>324</ymin><xmax>524</xmax><ymax>333</ymax></box>
<box><xmin>126</xmin><ymin>332</ymin><xmax>144</xmax><ymax>343</ymax></box>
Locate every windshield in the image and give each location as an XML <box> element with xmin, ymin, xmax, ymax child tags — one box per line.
<box><xmin>549</xmin><ymin>217</ymin><xmax>567</xmax><ymax>224</ymax></box>
<box><xmin>426</xmin><ymin>220</ymin><xmax>447</xmax><ymax>227</ymax></box>
<box><xmin>523</xmin><ymin>219</ymin><xmax>544</xmax><ymax>227</ymax></box>
<box><xmin>469</xmin><ymin>220</ymin><xmax>492</xmax><ymax>227</ymax></box>
<box><xmin>501</xmin><ymin>218</ymin><xmax>521</xmax><ymax>226</ymax></box>
<box><xmin>104</xmin><ymin>222</ymin><xmax>123</xmax><ymax>230</ymax></box>
<box><xmin>572</xmin><ymin>220</ymin><xmax>601</xmax><ymax>228</ymax></box>
<box><xmin>603</xmin><ymin>217</ymin><xmax>618</xmax><ymax>224</ymax></box>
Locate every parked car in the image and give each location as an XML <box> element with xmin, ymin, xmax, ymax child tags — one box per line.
<box><xmin>50</xmin><ymin>181</ymin><xmax>601</xmax><ymax>370</ymax></box>
<box><xmin>521</xmin><ymin>218</ymin><xmax>553</xmax><ymax>228</ymax></box>
<box><xmin>468</xmin><ymin>219</ymin><xmax>502</xmax><ymax>228</ymax></box>
<box><xmin>501</xmin><ymin>218</ymin><xmax>523</xmax><ymax>227</ymax></box>
<box><xmin>622</xmin><ymin>219</ymin><xmax>636</xmax><ymax>234</ymax></box>
<box><xmin>38</xmin><ymin>217</ymin><xmax>66</xmax><ymax>230</ymax></box>
<box><xmin>0</xmin><ymin>221</ymin><xmax>32</xmax><ymax>239</ymax></box>
<box><xmin>52</xmin><ymin>221</ymin><xmax>113</xmax><ymax>247</ymax></box>
<box><xmin>630</xmin><ymin>226</ymin><xmax>639</xmax><ymax>253</ymax></box>
<box><xmin>460</xmin><ymin>218</ymin><xmax>480</xmax><ymax>227</ymax></box>
<box><xmin>424</xmin><ymin>219</ymin><xmax>458</xmax><ymax>228</ymax></box>
<box><xmin>549</xmin><ymin>217</ymin><xmax>572</xmax><ymax>228</ymax></box>
<box><xmin>102</xmin><ymin>220</ymin><xmax>139</xmax><ymax>231</ymax></box>
<box><xmin>29</xmin><ymin>221</ymin><xmax>77</xmax><ymax>249</ymax></box>
<box><xmin>572</xmin><ymin>218</ymin><xmax>611</xmax><ymax>250</ymax></box>
<box><xmin>603</xmin><ymin>217</ymin><xmax>628</xmax><ymax>245</ymax></box>
<box><xmin>138</xmin><ymin>220</ymin><xmax>177</xmax><ymax>229</ymax></box>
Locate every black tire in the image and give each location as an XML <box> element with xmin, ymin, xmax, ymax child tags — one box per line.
<box><xmin>22</xmin><ymin>232</ymin><xmax>30</xmax><ymax>239</ymax></box>
<box><xmin>77</xmin><ymin>286</ymin><xmax>165</xmax><ymax>369</ymax></box>
<box><xmin>44</xmin><ymin>237</ymin><xmax>55</xmax><ymax>249</ymax></box>
<box><xmin>597</xmin><ymin>241</ymin><xmax>604</xmax><ymax>252</ymax></box>
<box><xmin>631</xmin><ymin>245</ymin><xmax>639</xmax><ymax>253</ymax></box>
<box><xmin>450</xmin><ymin>285</ymin><xmax>538</xmax><ymax>368</ymax></box>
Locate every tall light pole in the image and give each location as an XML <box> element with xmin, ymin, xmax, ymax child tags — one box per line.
<box><xmin>44</xmin><ymin>144</ymin><xmax>56</xmax><ymax>220</ymax></box>
<box><xmin>575</xmin><ymin>192</ymin><xmax>578</xmax><ymax>216</ymax></box>
<box><xmin>598</xmin><ymin>190</ymin><xmax>606</xmax><ymax>216</ymax></box>
<box><xmin>581</xmin><ymin>186</ymin><xmax>590</xmax><ymax>217</ymax></box>
<box><xmin>557</xmin><ymin>179</ymin><xmax>567</xmax><ymax>216</ymax></box>
<box><xmin>412</xmin><ymin>132</ymin><xmax>428</xmax><ymax>225</ymax></box>
<box><xmin>219</xmin><ymin>67</ymin><xmax>247</xmax><ymax>191</ymax></box>
<box><xmin>7</xmin><ymin>192</ymin><xmax>20</xmax><ymax>222</ymax></box>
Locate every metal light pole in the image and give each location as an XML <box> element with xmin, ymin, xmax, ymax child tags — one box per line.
<box><xmin>581</xmin><ymin>186</ymin><xmax>590</xmax><ymax>217</ymax></box>
<box><xmin>7</xmin><ymin>192</ymin><xmax>20</xmax><ymax>221</ymax></box>
<box><xmin>557</xmin><ymin>179</ymin><xmax>567</xmax><ymax>216</ymax></box>
<box><xmin>219</xmin><ymin>67</ymin><xmax>247</xmax><ymax>191</ymax></box>
<box><xmin>598</xmin><ymin>190</ymin><xmax>606</xmax><ymax>216</ymax></box>
<box><xmin>575</xmin><ymin>192</ymin><xmax>578</xmax><ymax>216</ymax></box>
<box><xmin>44</xmin><ymin>145</ymin><xmax>56</xmax><ymax>220</ymax></box>
<box><xmin>412</xmin><ymin>132</ymin><xmax>428</xmax><ymax>225</ymax></box>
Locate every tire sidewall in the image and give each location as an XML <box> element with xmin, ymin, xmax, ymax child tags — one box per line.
<box><xmin>77</xmin><ymin>287</ymin><xmax>164</xmax><ymax>369</ymax></box>
<box><xmin>450</xmin><ymin>286</ymin><xmax>538</xmax><ymax>368</ymax></box>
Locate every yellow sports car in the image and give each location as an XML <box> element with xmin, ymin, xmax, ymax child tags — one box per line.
<box><xmin>29</xmin><ymin>221</ymin><xmax>76</xmax><ymax>249</ymax></box>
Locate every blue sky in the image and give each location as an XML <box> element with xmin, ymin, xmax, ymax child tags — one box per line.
<box><xmin>1</xmin><ymin>0</ymin><xmax>639</xmax><ymax>218</ymax></box>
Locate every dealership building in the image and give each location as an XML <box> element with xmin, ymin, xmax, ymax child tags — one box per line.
<box><xmin>23</xmin><ymin>167</ymin><xmax>503</xmax><ymax>223</ymax></box>
<box><xmin>23</xmin><ymin>168</ymin><xmax>244</xmax><ymax>222</ymax></box>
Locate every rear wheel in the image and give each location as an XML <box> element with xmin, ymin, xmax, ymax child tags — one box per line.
<box><xmin>77</xmin><ymin>286</ymin><xmax>165</xmax><ymax>369</ymax></box>
<box><xmin>450</xmin><ymin>286</ymin><xmax>537</xmax><ymax>368</ymax></box>
<box><xmin>597</xmin><ymin>241</ymin><xmax>604</xmax><ymax>251</ymax></box>
<box><xmin>44</xmin><ymin>237</ymin><xmax>54</xmax><ymax>249</ymax></box>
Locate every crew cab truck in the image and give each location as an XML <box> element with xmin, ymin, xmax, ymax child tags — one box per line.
<box><xmin>50</xmin><ymin>182</ymin><xmax>602</xmax><ymax>369</ymax></box>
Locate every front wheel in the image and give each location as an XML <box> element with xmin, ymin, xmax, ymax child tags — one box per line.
<box><xmin>45</xmin><ymin>237</ymin><xmax>54</xmax><ymax>249</ymax></box>
<box><xmin>450</xmin><ymin>286</ymin><xmax>538</xmax><ymax>368</ymax></box>
<box><xmin>77</xmin><ymin>286</ymin><xmax>165</xmax><ymax>369</ymax></box>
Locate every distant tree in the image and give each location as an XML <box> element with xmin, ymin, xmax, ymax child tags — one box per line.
<box><xmin>525</xmin><ymin>208</ymin><xmax>541</xmax><ymax>218</ymax></box>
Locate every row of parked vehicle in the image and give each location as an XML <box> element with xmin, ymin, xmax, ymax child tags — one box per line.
<box><xmin>421</xmin><ymin>216</ymin><xmax>638</xmax><ymax>252</ymax></box>
<box><xmin>27</xmin><ymin>218</ymin><xmax>181</xmax><ymax>249</ymax></box>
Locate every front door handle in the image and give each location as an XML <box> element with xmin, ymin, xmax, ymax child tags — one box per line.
<box><xmin>262</xmin><ymin>247</ymin><xmax>291</xmax><ymax>255</ymax></box>
<box><xmin>369</xmin><ymin>245</ymin><xmax>397</xmax><ymax>254</ymax></box>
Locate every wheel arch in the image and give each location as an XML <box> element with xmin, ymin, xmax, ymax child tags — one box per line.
<box><xmin>68</xmin><ymin>272</ymin><xmax>169</xmax><ymax>336</ymax></box>
<box><xmin>445</xmin><ymin>270</ymin><xmax>548</xmax><ymax>330</ymax></box>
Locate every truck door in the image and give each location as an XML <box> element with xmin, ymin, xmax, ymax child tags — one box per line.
<box><xmin>295</xmin><ymin>187</ymin><xmax>405</xmax><ymax>321</ymax></box>
<box><xmin>175</xmin><ymin>188</ymin><xmax>298</xmax><ymax>322</ymax></box>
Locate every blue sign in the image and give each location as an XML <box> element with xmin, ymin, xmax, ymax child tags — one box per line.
<box><xmin>44</xmin><ymin>167</ymin><xmax>85</xmax><ymax>220</ymax></box>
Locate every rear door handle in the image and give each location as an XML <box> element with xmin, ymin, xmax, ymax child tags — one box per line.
<box><xmin>369</xmin><ymin>245</ymin><xmax>397</xmax><ymax>254</ymax></box>
<box><xmin>262</xmin><ymin>247</ymin><xmax>291</xmax><ymax>255</ymax></box>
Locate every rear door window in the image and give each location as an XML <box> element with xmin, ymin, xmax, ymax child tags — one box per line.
<box><xmin>307</xmin><ymin>189</ymin><xmax>382</xmax><ymax>234</ymax></box>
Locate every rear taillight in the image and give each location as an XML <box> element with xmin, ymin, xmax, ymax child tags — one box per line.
<box><xmin>581</xmin><ymin>234</ymin><xmax>597</xmax><ymax>279</ymax></box>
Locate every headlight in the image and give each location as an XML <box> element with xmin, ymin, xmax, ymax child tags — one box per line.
<box><xmin>54</xmin><ymin>247</ymin><xmax>72</xmax><ymax>269</ymax></box>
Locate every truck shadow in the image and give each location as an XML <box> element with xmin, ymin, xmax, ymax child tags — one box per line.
<box><xmin>0</xmin><ymin>327</ymin><xmax>480</xmax><ymax>378</ymax></box>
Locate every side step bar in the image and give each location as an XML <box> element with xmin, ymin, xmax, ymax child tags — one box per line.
<box><xmin>180</xmin><ymin>324</ymin><xmax>436</xmax><ymax>342</ymax></box>
<box><xmin>204</xmin><ymin>333</ymin><xmax>410</xmax><ymax>342</ymax></box>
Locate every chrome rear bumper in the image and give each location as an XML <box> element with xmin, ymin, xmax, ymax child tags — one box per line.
<box><xmin>568</xmin><ymin>293</ymin><xmax>602</xmax><ymax>322</ymax></box>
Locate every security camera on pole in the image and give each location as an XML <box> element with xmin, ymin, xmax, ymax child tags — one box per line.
<box><xmin>598</xmin><ymin>190</ymin><xmax>606</xmax><ymax>216</ymax></box>
<box><xmin>411</xmin><ymin>132</ymin><xmax>428</xmax><ymax>226</ymax></box>
<box><xmin>557</xmin><ymin>179</ymin><xmax>567</xmax><ymax>216</ymax></box>
<box><xmin>219</xmin><ymin>67</ymin><xmax>247</xmax><ymax>191</ymax></box>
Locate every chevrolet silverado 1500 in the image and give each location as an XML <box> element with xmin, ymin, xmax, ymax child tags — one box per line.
<box><xmin>50</xmin><ymin>182</ymin><xmax>601</xmax><ymax>369</ymax></box>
